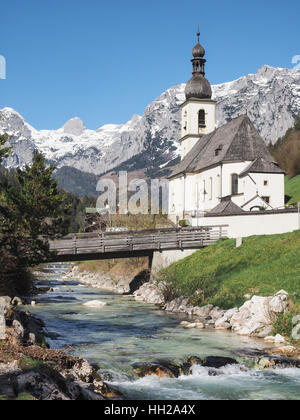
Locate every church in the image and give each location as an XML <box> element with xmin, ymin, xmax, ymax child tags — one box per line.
<box><xmin>168</xmin><ymin>31</ymin><xmax>285</xmax><ymax>223</ymax></box>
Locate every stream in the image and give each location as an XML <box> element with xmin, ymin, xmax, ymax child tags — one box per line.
<box><xmin>24</xmin><ymin>263</ymin><xmax>300</xmax><ymax>400</ymax></box>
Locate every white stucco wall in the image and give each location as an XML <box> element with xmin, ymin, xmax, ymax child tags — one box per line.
<box><xmin>191</xmin><ymin>212</ymin><xmax>299</xmax><ymax>238</ymax></box>
<box><xmin>181</xmin><ymin>99</ymin><xmax>216</xmax><ymax>158</ymax></box>
<box><xmin>151</xmin><ymin>249</ymin><xmax>197</xmax><ymax>275</ymax></box>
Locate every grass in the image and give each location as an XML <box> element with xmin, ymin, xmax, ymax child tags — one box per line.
<box><xmin>158</xmin><ymin>231</ymin><xmax>300</xmax><ymax>310</ymax></box>
<box><xmin>285</xmin><ymin>175</ymin><xmax>300</xmax><ymax>205</ymax></box>
<box><xmin>19</xmin><ymin>357</ymin><xmax>61</xmax><ymax>382</ymax></box>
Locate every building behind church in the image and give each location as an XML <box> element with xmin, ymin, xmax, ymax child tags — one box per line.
<box><xmin>168</xmin><ymin>30</ymin><xmax>286</xmax><ymax>226</ymax></box>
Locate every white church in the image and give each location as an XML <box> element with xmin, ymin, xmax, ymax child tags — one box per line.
<box><xmin>168</xmin><ymin>31</ymin><xmax>286</xmax><ymax>226</ymax></box>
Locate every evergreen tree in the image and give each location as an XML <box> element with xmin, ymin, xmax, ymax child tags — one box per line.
<box><xmin>0</xmin><ymin>151</ymin><xmax>71</xmax><ymax>288</ymax></box>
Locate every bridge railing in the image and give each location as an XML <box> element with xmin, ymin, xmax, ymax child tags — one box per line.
<box><xmin>49</xmin><ymin>225</ymin><xmax>228</xmax><ymax>257</ymax></box>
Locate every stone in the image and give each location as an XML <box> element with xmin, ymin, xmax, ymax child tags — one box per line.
<box><xmin>275</xmin><ymin>290</ymin><xmax>289</xmax><ymax>297</ymax></box>
<box><xmin>0</xmin><ymin>304</ymin><xmax>6</xmax><ymax>340</ymax></box>
<box><xmin>209</xmin><ymin>307</ymin><xmax>226</xmax><ymax>321</ymax></box>
<box><xmin>28</xmin><ymin>333</ymin><xmax>36</xmax><ymax>345</ymax></box>
<box><xmin>214</xmin><ymin>308</ymin><xmax>238</xmax><ymax>329</ymax></box>
<box><xmin>292</xmin><ymin>323</ymin><xmax>300</xmax><ymax>341</ymax></box>
<box><xmin>184</xmin><ymin>323</ymin><xmax>197</xmax><ymax>329</ymax></box>
<box><xmin>192</xmin><ymin>304</ymin><xmax>213</xmax><ymax>317</ymax></box>
<box><xmin>215</xmin><ymin>319</ymin><xmax>231</xmax><ymax>330</ymax></box>
<box><xmin>274</xmin><ymin>334</ymin><xmax>286</xmax><ymax>344</ymax></box>
<box><xmin>269</xmin><ymin>293</ymin><xmax>289</xmax><ymax>314</ymax></box>
<box><xmin>12</xmin><ymin>320</ymin><xmax>24</xmax><ymax>340</ymax></box>
<box><xmin>132</xmin><ymin>362</ymin><xmax>179</xmax><ymax>379</ymax></box>
<box><xmin>275</xmin><ymin>346</ymin><xmax>297</xmax><ymax>357</ymax></box>
<box><xmin>202</xmin><ymin>357</ymin><xmax>238</xmax><ymax>369</ymax></box>
<box><xmin>292</xmin><ymin>315</ymin><xmax>300</xmax><ymax>326</ymax></box>
<box><xmin>264</xmin><ymin>336</ymin><xmax>276</xmax><ymax>343</ymax></box>
<box><xmin>257</xmin><ymin>357</ymin><xmax>275</xmax><ymax>370</ymax></box>
<box><xmin>230</xmin><ymin>295</ymin><xmax>281</xmax><ymax>337</ymax></box>
<box><xmin>12</xmin><ymin>297</ymin><xmax>24</xmax><ymax>306</ymax></box>
<box><xmin>0</xmin><ymin>296</ymin><xmax>11</xmax><ymax>309</ymax></box>
<box><xmin>82</xmin><ymin>300</ymin><xmax>107</xmax><ymax>308</ymax></box>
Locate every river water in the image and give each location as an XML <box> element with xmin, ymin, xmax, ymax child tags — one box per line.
<box><xmin>25</xmin><ymin>264</ymin><xmax>300</xmax><ymax>400</ymax></box>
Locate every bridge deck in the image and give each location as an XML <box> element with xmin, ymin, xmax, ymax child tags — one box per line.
<box><xmin>49</xmin><ymin>225</ymin><xmax>228</xmax><ymax>262</ymax></box>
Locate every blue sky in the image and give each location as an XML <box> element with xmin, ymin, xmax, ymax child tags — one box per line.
<box><xmin>0</xmin><ymin>0</ymin><xmax>299</xmax><ymax>130</ymax></box>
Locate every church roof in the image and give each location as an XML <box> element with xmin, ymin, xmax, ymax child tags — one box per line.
<box><xmin>169</xmin><ymin>115</ymin><xmax>277</xmax><ymax>178</ymax></box>
<box><xmin>206</xmin><ymin>198</ymin><xmax>245</xmax><ymax>216</ymax></box>
<box><xmin>239</xmin><ymin>157</ymin><xmax>285</xmax><ymax>177</ymax></box>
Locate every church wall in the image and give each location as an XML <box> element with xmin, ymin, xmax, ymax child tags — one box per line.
<box><xmin>191</xmin><ymin>211</ymin><xmax>299</xmax><ymax>238</ymax></box>
<box><xmin>242</xmin><ymin>173</ymin><xmax>285</xmax><ymax>209</ymax></box>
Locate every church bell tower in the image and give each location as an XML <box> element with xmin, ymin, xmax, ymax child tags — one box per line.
<box><xmin>180</xmin><ymin>29</ymin><xmax>216</xmax><ymax>159</ymax></box>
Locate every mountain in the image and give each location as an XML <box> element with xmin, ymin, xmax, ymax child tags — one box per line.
<box><xmin>0</xmin><ymin>65</ymin><xmax>299</xmax><ymax>196</ymax></box>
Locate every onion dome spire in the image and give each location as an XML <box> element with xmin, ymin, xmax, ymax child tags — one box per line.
<box><xmin>185</xmin><ymin>27</ymin><xmax>212</xmax><ymax>100</ymax></box>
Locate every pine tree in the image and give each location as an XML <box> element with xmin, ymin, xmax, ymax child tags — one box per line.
<box><xmin>0</xmin><ymin>151</ymin><xmax>71</xmax><ymax>288</ymax></box>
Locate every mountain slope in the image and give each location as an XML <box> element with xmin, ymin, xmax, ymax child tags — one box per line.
<box><xmin>0</xmin><ymin>65</ymin><xmax>299</xmax><ymax>182</ymax></box>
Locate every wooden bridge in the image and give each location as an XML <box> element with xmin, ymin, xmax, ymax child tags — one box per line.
<box><xmin>49</xmin><ymin>225</ymin><xmax>228</xmax><ymax>263</ymax></box>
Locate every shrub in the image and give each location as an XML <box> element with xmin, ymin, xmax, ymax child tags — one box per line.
<box><xmin>272</xmin><ymin>313</ymin><xmax>294</xmax><ymax>338</ymax></box>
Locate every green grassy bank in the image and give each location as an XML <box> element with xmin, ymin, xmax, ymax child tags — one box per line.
<box><xmin>285</xmin><ymin>175</ymin><xmax>300</xmax><ymax>205</ymax></box>
<box><xmin>158</xmin><ymin>231</ymin><xmax>300</xmax><ymax>311</ymax></box>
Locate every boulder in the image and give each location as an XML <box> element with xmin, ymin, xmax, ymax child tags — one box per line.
<box><xmin>274</xmin><ymin>334</ymin><xmax>286</xmax><ymax>344</ymax></box>
<box><xmin>202</xmin><ymin>357</ymin><xmax>238</xmax><ymax>369</ymax></box>
<box><xmin>0</xmin><ymin>296</ymin><xmax>11</xmax><ymax>309</ymax></box>
<box><xmin>132</xmin><ymin>362</ymin><xmax>180</xmax><ymax>379</ymax></box>
<box><xmin>269</xmin><ymin>294</ymin><xmax>289</xmax><ymax>314</ymax></box>
<box><xmin>230</xmin><ymin>292</ymin><xmax>289</xmax><ymax>337</ymax></box>
<box><xmin>215</xmin><ymin>319</ymin><xmax>231</xmax><ymax>330</ymax></box>
<box><xmin>82</xmin><ymin>300</ymin><xmax>107</xmax><ymax>308</ymax></box>
<box><xmin>12</xmin><ymin>320</ymin><xmax>24</xmax><ymax>340</ymax></box>
<box><xmin>192</xmin><ymin>305</ymin><xmax>213</xmax><ymax>317</ymax></box>
<box><xmin>292</xmin><ymin>315</ymin><xmax>300</xmax><ymax>326</ymax></box>
<box><xmin>210</xmin><ymin>307</ymin><xmax>226</xmax><ymax>321</ymax></box>
<box><xmin>11</xmin><ymin>297</ymin><xmax>24</xmax><ymax>306</ymax></box>
<box><xmin>214</xmin><ymin>308</ymin><xmax>238</xmax><ymax>329</ymax></box>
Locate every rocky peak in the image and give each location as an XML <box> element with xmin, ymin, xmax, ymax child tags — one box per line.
<box><xmin>63</xmin><ymin>117</ymin><xmax>86</xmax><ymax>136</ymax></box>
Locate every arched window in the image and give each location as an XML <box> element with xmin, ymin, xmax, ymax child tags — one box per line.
<box><xmin>198</xmin><ymin>110</ymin><xmax>206</xmax><ymax>128</ymax></box>
<box><xmin>231</xmin><ymin>174</ymin><xmax>239</xmax><ymax>195</ymax></box>
<box><xmin>209</xmin><ymin>177</ymin><xmax>213</xmax><ymax>200</ymax></box>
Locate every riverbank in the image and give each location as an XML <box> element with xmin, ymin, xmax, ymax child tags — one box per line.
<box><xmin>133</xmin><ymin>282</ymin><xmax>300</xmax><ymax>357</ymax></box>
<box><xmin>0</xmin><ymin>296</ymin><xmax>121</xmax><ymax>400</ymax></box>
<box><xmin>67</xmin><ymin>258</ymin><xmax>149</xmax><ymax>294</ymax></box>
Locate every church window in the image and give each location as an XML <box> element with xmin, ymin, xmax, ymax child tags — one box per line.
<box><xmin>203</xmin><ymin>180</ymin><xmax>206</xmax><ymax>202</ymax></box>
<box><xmin>198</xmin><ymin>110</ymin><xmax>206</xmax><ymax>128</ymax></box>
<box><xmin>231</xmin><ymin>174</ymin><xmax>239</xmax><ymax>195</ymax></box>
<box><xmin>264</xmin><ymin>180</ymin><xmax>268</xmax><ymax>186</ymax></box>
<box><xmin>209</xmin><ymin>177</ymin><xmax>213</xmax><ymax>200</ymax></box>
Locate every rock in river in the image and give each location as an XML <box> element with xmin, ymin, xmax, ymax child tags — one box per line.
<box><xmin>82</xmin><ymin>300</ymin><xmax>107</xmax><ymax>308</ymax></box>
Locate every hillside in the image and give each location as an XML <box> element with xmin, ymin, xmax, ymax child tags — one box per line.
<box><xmin>158</xmin><ymin>231</ymin><xmax>300</xmax><ymax>310</ymax></box>
<box><xmin>285</xmin><ymin>175</ymin><xmax>300</xmax><ymax>205</ymax></box>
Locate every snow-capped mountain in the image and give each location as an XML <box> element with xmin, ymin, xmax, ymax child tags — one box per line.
<box><xmin>1</xmin><ymin>65</ymin><xmax>300</xmax><ymax>177</ymax></box>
